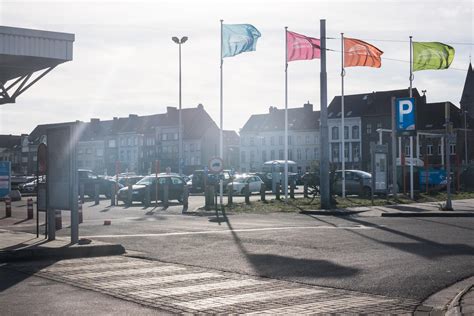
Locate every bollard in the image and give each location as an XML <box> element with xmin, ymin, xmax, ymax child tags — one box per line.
<box><xmin>144</xmin><ymin>186</ymin><xmax>151</xmax><ymax>207</ymax></box>
<box><xmin>111</xmin><ymin>183</ymin><xmax>116</xmax><ymax>206</ymax></box>
<box><xmin>94</xmin><ymin>183</ymin><xmax>100</xmax><ymax>205</ymax></box>
<box><xmin>182</xmin><ymin>185</ymin><xmax>189</xmax><ymax>213</ymax></box>
<box><xmin>228</xmin><ymin>183</ymin><xmax>233</xmax><ymax>205</ymax></box>
<box><xmin>27</xmin><ymin>198</ymin><xmax>33</xmax><ymax>219</ymax></box>
<box><xmin>5</xmin><ymin>197</ymin><xmax>11</xmax><ymax>217</ymax></box>
<box><xmin>79</xmin><ymin>184</ymin><xmax>85</xmax><ymax>204</ymax></box>
<box><xmin>290</xmin><ymin>181</ymin><xmax>295</xmax><ymax>199</ymax></box>
<box><xmin>245</xmin><ymin>183</ymin><xmax>250</xmax><ymax>204</ymax></box>
<box><xmin>127</xmin><ymin>184</ymin><xmax>133</xmax><ymax>207</ymax></box>
<box><xmin>55</xmin><ymin>210</ymin><xmax>62</xmax><ymax>230</ymax></box>
<box><xmin>163</xmin><ymin>182</ymin><xmax>169</xmax><ymax>207</ymax></box>
<box><xmin>276</xmin><ymin>183</ymin><xmax>281</xmax><ymax>200</ymax></box>
<box><xmin>260</xmin><ymin>183</ymin><xmax>266</xmax><ymax>202</ymax></box>
<box><xmin>78</xmin><ymin>199</ymin><xmax>83</xmax><ymax>224</ymax></box>
<box><xmin>304</xmin><ymin>181</ymin><xmax>308</xmax><ymax>198</ymax></box>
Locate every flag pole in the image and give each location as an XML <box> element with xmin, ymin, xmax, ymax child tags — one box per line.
<box><xmin>284</xmin><ymin>26</ymin><xmax>289</xmax><ymax>202</ymax></box>
<box><xmin>320</xmin><ymin>19</ymin><xmax>330</xmax><ymax>209</ymax></box>
<box><xmin>219</xmin><ymin>19</ymin><xmax>224</xmax><ymax>207</ymax></box>
<box><xmin>341</xmin><ymin>33</ymin><xmax>346</xmax><ymax>198</ymax></box>
<box><xmin>409</xmin><ymin>35</ymin><xmax>414</xmax><ymax>199</ymax></box>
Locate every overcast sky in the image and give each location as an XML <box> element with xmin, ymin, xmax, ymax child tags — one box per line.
<box><xmin>0</xmin><ymin>0</ymin><xmax>472</xmax><ymax>135</ymax></box>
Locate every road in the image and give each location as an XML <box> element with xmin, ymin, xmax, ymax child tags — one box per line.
<box><xmin>2</xmin><ymin>196</ymin><xmax>473</xmax><ymax>302</ymax></box>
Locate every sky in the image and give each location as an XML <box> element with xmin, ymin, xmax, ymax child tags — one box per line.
<box><xmin>0</xmin><ymin>0</ymin><xmax>473</xmax><ymax>135</ymax></box>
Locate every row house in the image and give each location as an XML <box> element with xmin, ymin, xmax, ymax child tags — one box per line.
<box><xmin>0</xmin><ymin>134</ymin><xmax>21</xmax><ymax>174</ymax></box>
<box><xmin>239</xmin><ymin>102</ymin><xmax>320</xmax><ymax>174</ymax></box>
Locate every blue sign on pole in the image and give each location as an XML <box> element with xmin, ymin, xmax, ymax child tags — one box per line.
<box><xmin>396</xmin><ymin>97</ymin><xmax>416</xmax><ymax>133</ymax></box>
<box><xmin>0</xmin><ymin>161</ymin><xmax>11</xmax><ymax>198</ymax></box>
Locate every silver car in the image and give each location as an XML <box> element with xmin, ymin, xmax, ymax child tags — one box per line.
<box><xmin>332</xmin><ymin>170</ymin><xmax>372</xmax><ymax>197</ymax></box>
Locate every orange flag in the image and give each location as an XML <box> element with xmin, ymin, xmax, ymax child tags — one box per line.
<box><xmin>344</xmin><ymin>38</ymin><xmax>383</xmax><ymax>68</ymax></box>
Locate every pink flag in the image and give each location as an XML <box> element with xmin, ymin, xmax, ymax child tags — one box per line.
<box><xmin>287</xmin><ymin>31</ymin><xmax>321</xmax><ymax>62</ymax></box>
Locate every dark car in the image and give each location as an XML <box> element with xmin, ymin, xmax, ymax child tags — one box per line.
<box><xmin>78</xmin><ymin>169</ymin><xmax>123</xmax><ymax>198</ymax></box>
<box><xmin>117</xmin><ymin>174</ymin><xmax>185</xmax><ymax>204</ymax></box>
<box><xmin>118</xmin><ymin>175</ymin><xmax>144</xmax><ymax>187</ymax></box>
<box><xmin>190</xmin><ymin>170</ymin><xmax>232</xmax><ymax>193</ymax></box>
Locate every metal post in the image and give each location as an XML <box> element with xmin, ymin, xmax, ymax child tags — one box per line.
<box><xmin>391</xmin><ymin>97</ymin><xmax>398</xmax><ymax>199</ymax></box>
<box><xmin>178</xmin><ymin>41</ymin><xmax>183</xmax><ymax>175</ymax></box>
<box><xmin>445</xmin><ymin>102</ymin><xmax>453</xmax><ymax>210</ymax></box>
<box><xmin>416</xmin><ymin>132</ymin><xmax>420</xmax><ymax>160</ymax></box>
<box><xmin>319</xmin><ymin>19</ymin><xmax>330</xmax><ymax>209</ymax></box>
<box><xmin>341</xmin><ymin>32</ymin><xmax>346</xmax><ymax>198</ymax></box>
<box><xmin>409</xmin><ymin>36</ymin><xmax>414</xmax><ymax>200</ymax></box>
<box><xmin>284</xmin><ymin>26</ymin><xmax>289</xmax><ymax>202</ymax></box>
<box><xmin>219</xmin><ymin>19</ymin><xmax>224</xmax><ymax>208</ymax></box>
<box><xmin>441</xmin><ymin>137</ymin><xmax>445</xmax><ymax>167</ymax></box>
<box><xmin>465</xmin><ymin>110</ymin><xmax>468</xmax><ymax>164</ymax></box>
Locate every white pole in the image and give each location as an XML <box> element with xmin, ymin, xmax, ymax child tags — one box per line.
<box><xmin>219</xmin><ymin>20</ymin><xmax>224</xmax><ymax>206</ymax></box>
<box><xmin>178</xmin><ymin>41</ymin><xmax>183</xmax><ymax>175</ymax></box>
<box><xmin>441</xmin><ymin>137</ymin><xmax>445</xmax><ymax>167</ymax></box>
<box><xmin>409</xmin><ymin>35</ymin><xmax>414</xmax><ymax>199</ymax></box>
<box><xmin>284</xmin><ymin>26</ymin><xmax>288</xmax><ymax>202</ymax></box>
<box><xmin>341</xmin><ymin>33</ymin><xmax>346</xmax><ymax>198</ymax></box>
<box><xmin>416</xmin><ymin>132</ymin><xmax>420</xmax><ymax>160</ymax></box>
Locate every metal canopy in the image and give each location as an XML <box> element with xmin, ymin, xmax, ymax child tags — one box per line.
<box><xmin>0</xmin><ymin>26</ymin><xmax>74</xmax><ymax>104</ymax></box>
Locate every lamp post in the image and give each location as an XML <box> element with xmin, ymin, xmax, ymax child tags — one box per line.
<box><xmin>172</xmin><ymin>36</ymin><xmax>188</xmax><ymax>175</ymax></box>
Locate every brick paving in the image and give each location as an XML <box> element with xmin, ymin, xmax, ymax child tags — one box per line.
<box><xmin>7</xmin><ymin>255</ymin><xmax>419</xmax><ymax>314</ymax></box>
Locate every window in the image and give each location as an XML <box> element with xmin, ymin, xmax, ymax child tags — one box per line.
<box><xmin>377</xmin><ymin>123</ymin><xmax>382</xmax><ymax>130</ymax></box>
<box><xmin>279</xmin><ymin>135</ymin><xmax>283</xmax><ymax>145</ymax></box>
<box><xmin>127</xmin><ymin>137</ymin><xmax>132</xmax><ymax>146</ymax></box>
<box><xmin>297</xmin><ymin>136</ymin><xmax>302</xmax><ymax>145</ymax></box>
<box><xmin>366</xmin><ymin>124</ymin><xmax>372</xmax><ymax>134</ymax></box>
<box><xmin>332</xmin><ymin>126</ymin><xmax>339</xmax><ymax>140</ymax></box>
<box><xmin>190</xmin><ymin>144</ymin><xmax>195</xmax><ymax>152</ymax></box>
<box><xmin>288</xmin><ymin>135</ymin><xmax>292</xmax><ymax>145</ymax></box>
<box><xmin>146</xmin><ymin>138</ymin><xmax>154</xmax><ymax>146</ymax></box>
<box><xmin>297</xmin><ymin>148</ymin><xmax>302</xmax><ymax>160</ymax></box>
<box><xmin>314</xmin><ymin>148</ymin><xmax>319</xmax><ymax>160</ymax></box>
<box><xmin>305</xmin><ymin>135</ymin><xmax>310</xmax><ymax>144</ymax></box>
<box><xmin>352</xmin><ymin>143</ymin><xmax>360</xmax><ymax>161</ymax></box>
<box><xmin>288</xmin><ymin>149</ymin><xmax>293</xmax><ymax>160</ymax></box>
<box><xmin>344</xmin><ymin>126</ymin><xmax>349</xmax><ymax>140</ymax></box>
<box><xmin>241</xmin><ymin>137</ymin><xmax>245</xmax><ymax>146</ymax></box>
<box><xmin>450</xmin><ymin>144</ymin><xmax>456</xmax><ymax>155</ymax></box>
<box><xmin>196</xmin><ymin>143</ymin><xmax>200</xmax><ymax>151</ymax></box>
<box><xmin>279</xmin><ymin>149</ymin><xmax>284</xmax><ymax>160</ymax></box>
<box><xmin>96</xmin><ymin>148</ymin><xmax>104</xmax><ymax>157</ymax></box>
<box><xmin>261</xmin><ymin>137</ymin><xmax>266</xmax><ymax>146</ymax></box>
<box><xmin>108</xmin><ymin>139</ymin><xmax>116</xmax><ymax>148</ymax></box>
<box><xmin>270</xmin><ymin>136</ymin><xmax>275</xmax><ymax>145</ymax></box>
<box><xmin>427</xmin><ymin>144</ymin><xmax>433</xmax><ymax>156</ymax></box>
<box><xmin>121</xmin><ymin>138</ymin><xmax>126</xmax><ymax>146</ymax></box>
<box><xmin>305</xmin><ymin>148</ymin><xmax>310</xmax><ymax>160</ymax></box>
<box><xmin>78</xmin><ymin>149</ymin><xmax>84</xmax><ymax>154</ymax></box>
<box><xmin>405</xmin><ymin>145</ymin><xmax>410</xmax><ymax>156</ymax></box>
<box><xmin>438</xmin><ymin>144</ymin><xmax>442</xmax><ymax>155</ymax></box>
<box><xmin>86</xmin><ymin>148</ymin><xmax>92</xmax><ymax>154</ymax></box>
<box><xmin>250</xmin><ymin>137</ymin><xmax>254</xmax><ymax>146</ymax></box>
<box><xmin>262</xmin><ymin>151</ymin><xmax>267</xmax><ymax>162</ymax></box>
<box><xmin>174</xmin><ymin>133</ymin><xmax>178</xmax><ymax>140</ymax></box>
<box><xmin>344</xmin><ymin>143</ymin><xmax>349</xmax><ymax>161</ymax></box>
<box><xmin>250</xmin><ymin>151</ymin><xmax>255</xmax><ymax>162</ymax></box>
<box><xmin>352</xmin><ymin>126</ymin><xmax>359</xmax><ymax>139</ymax></box>
<box><xmin>241</xmin><ymin>151</ymin><xmax>246</xmax><ymax>163</ymax></box>
<box><xmin>270</xmin><ymin>150</ymin><xmax>275</xmax><ymax>160</ymax></box>
<box><xmin>171</xmin><ymin>177</ymin><xmax>183</xmax><ymax>185</ymax></box>
<box><xmin>331</xmin><ymin>143</ymin><xmax>340</xmax><ymax>162</ymax></box>
<box><xmin>162</xmin><ymin>134</ymin><xmax>167</xmax><ymax>141</ymax></box>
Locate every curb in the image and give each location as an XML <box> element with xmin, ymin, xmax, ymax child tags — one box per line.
<box><xmin>0</xmin><ymin>243</ymin><xmax>125</xmax><ymax>263</ymax></box>
<box><xmin>381</xmin><ymin>212</ymin><xmax>474</xmax><ymax>217</ymax></box>
<box><xmin>299</xmin><ymin>210</ymin><xmax>365</xmax><ymax>216</ymax></box>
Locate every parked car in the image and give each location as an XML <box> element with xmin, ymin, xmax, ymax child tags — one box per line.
<box><xmin>227</xmin><ymin>175</ymin><xmax>264</xmax><ymax>195</ymax></box>
<box><xmin>190</xmin><ymin>170</ymin><xmax>232</xmax><ymax>193</ymax></box>
<box><xmin>332</xmin><ymin>170</ymin><xmax>372</xmax><ymax>197</ymax></box>
<box><xmin>78</xmin><ymin>169</ymin><xmax>123</xmax><ymax>198</ymax></box>
<box><xmin>118</xmin><ymin>175</ymin><xmax>144</xmax><ymax>187</ymax></box>
<box><xmin>117</xmin><ymin>174</ymin><xmax>185</xmax><ymax>204</ymax></box>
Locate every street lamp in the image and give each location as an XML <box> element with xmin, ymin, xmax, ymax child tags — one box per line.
<box><xmin>172</xmin><ymin>36</ymin><xmax>188</xmax><ymax>175</ymax></box>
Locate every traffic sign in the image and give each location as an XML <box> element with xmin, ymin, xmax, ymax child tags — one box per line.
<box><xmin>396</xmin><ymin>97</ymin><xmax>416</xmax><ymax>135</ymax></box>
<box><xmin>208</xmin><ymin>157</ymin><xmax>224</xmax><ymax>173</ymax></box>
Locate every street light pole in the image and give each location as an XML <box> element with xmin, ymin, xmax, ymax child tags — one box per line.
<box><xmin>172</xmin><ymin>36</ymin><xmax>188</xmax><ymax>175</ymax></box>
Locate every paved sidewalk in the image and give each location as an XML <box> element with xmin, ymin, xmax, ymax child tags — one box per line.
<box><xmin>4</xmin><ymin>254</ymin><xmax>418</xmax><ymax>314</ymax></box>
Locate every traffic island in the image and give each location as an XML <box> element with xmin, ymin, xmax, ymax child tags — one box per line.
<box><xmin>0</xmin><ymin>229</ymin><xmax>125</xmax><ymax>263</ymax></box>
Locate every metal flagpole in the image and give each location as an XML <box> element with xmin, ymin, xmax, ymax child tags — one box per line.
<box><xmin>284</xmin><ymin>26</ymin><xmax>289</xmax><ymax>202</ymax></box>
<box><xmin>320</xmin><ymin>19</ymin><xmax>330</xmax><ymax>209</ymax></box>
<box><xmin>341</xmin><ymin>33</ymin><xmax>346</xmax><ymax>198</ymax></box>
<box><xmin>219</xmin><ymin>19</ymin><xmax>224</xmax><ymax>207</ymax></box>
<box><xmin>409</xmin><ymin>35</ymin><xmax>414</xmax><ymax>199</ymax></box>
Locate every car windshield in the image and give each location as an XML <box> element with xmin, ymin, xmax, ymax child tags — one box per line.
<box><xmin>357</xmin><ymin>171</ymin><xmax>372</xmax><ymax>178</ymax></box>
<box><xmin>234</xmin><ymin>177</ymin><xmax>248</xmax><ymax>183</ymax></box>
<box><xmin>136</xmin><ymin>176</ymin><xmax>154</xmax><ymax>185</ymax></box>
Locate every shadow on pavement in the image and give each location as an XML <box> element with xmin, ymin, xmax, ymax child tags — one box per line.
<box><xmin>220</xmin><ymin>211</ymin><xmax>360</xmax><ymax>279</ymax></box>
<box><xmin>413</xmin><ymin>218</ymin><xmax>474</xmax><ymax>231</ymax></box>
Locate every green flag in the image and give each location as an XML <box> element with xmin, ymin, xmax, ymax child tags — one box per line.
<box><xmin>413</xmin><ymin>42</ymin><xmax>455</xmax><ymax>71</ymax></box>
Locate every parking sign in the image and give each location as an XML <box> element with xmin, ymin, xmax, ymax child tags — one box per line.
<box><xmin>396</xmin><ymin>98</ymin><xmax>416</xmax><ymax>134</ymax></box>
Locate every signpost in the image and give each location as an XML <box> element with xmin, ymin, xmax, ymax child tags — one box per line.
<box><xmin>208</xmin><ymin>157</ymin><xmax>224</xmax><ymax>174</ymax></box>
<box><xmin>371</xmin><ymin>144</ymin><xmax>388</xmax><ymax>203</ymax></box>
<box><xmin>0</xmin><ymin>161</ymin><xmax>11</xmax><ymax>199</ymax></box>
<box><xmin>37</xmin><ymin>143</ymin><xmax>47</xmax><ymax>237</ymax></box>
<box><xmin>396</xmin><ymin>97</ymin><xmax>416</xmax><ymax>199</ymax></box>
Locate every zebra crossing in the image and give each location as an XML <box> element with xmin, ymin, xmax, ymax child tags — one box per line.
<box><xmin>8</xmin><ymin>255</ymin><xmax>418</xmax><ymax>314</ymax></box>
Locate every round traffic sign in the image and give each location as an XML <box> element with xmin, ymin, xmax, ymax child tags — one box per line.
<box><xmin>208</xmin><ymin>157</ymin><xmax>223</xmax><ymax>173</ymax></box>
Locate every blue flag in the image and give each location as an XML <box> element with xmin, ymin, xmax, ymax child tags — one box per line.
<box><xmin>222</xmin><ymin>24</ymin><xmax>261</xmax><ymax>58</ymax></box>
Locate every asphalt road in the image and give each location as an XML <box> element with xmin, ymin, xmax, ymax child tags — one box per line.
<box><xmin>2</xmin><ymin>197</ymin><xmax>474</xmax><ymax>302</ymax></box>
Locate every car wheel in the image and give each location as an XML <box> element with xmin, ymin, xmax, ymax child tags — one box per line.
<box><xmin>362</xmin><ymin>186</ymin><xmax>372</xmax><ymax>198</ymax></box>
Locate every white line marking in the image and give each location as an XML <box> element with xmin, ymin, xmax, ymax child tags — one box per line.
<box><xmin>42</xmin><ymin>261</ymin><xmax>152</xmax><ymax>272</ymax></box>
<box><xmin>83</xmin><ymin>225</ymin><xmax>373</xmax><ymax>238</ymax></box>
<box><xmin>131</xmin><ymin>279</ymin><xmax>267</xmax><ymax>297</ymax></box>
<box><xmin>174</xmin><ymin>288</ymin><xmax>325</xmax><ymax>310</ymax></box>
<box><xmin>62</xmin><ymin>265</ymin><xmax>184</xmax><ymax>279</ymax></box>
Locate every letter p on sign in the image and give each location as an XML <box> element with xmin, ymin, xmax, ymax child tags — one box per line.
<box><xmin>396</xmin><ymin>97</ymin><xmax>416</xmax><ymax>131</ymax></box>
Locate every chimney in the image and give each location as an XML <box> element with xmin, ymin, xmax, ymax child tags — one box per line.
<box><xmin>303</xmin><ymin>101</ymin><xmax>313</xmax><ymax>112</ymax></box>
<box><xmin>129</xmin><ymin>114</ymin><xmax>138</xmax><ymax>119</ymax></box>
<box><xmin>166</xmin><ymin>107</ymin><xmax>177</xmax><ymax>114</ymax></box>
<box><xmin>269</xmin><ymin>106</ymin><xmax>277</xmax><ymax>114</ymax></box>
<box><xmin>90</xmin><ymin>118</ymin><xmax>100</xmax><ymax>124</ymax></box>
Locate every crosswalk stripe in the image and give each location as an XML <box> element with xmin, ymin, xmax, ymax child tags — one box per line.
<box><xmin>174</xmin><ymin>288</ymin><xmax>325</xmax><ymax>310</ymax></box>
<box><xmin>62</xmin><ymin>266</ymin><xmax>184</xmax><ymax>279</ymax></box>
<box><xmin>96</xmin><ymin>272</ymin><xmax>222</xmax><ymax>289</ymax></box>
<box><xmin>43</xmin><ymin>261</ymin><xmax>152</xmax><ymax>272</ymax></box>
<box><xmin>244</xmin><ymin>296</ymin><xmax>397</xmax><ymax>315</ymax></box>
<box><xmin>131</xmin><ymin>279</ymin><xmax>268</xmax><ymax>298</ymax></box>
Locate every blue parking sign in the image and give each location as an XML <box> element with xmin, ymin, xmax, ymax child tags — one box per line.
<box><xmin>0</xmin><ymin>161</ymin><xmax>11</xmax><ymax>198</ymax></box>
<box><xmin>396</xmin><ymin>98</ymin><xmax>416</xmax><ymax>133</ymax></box>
